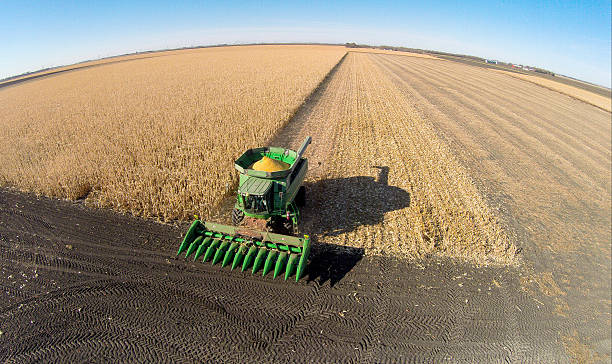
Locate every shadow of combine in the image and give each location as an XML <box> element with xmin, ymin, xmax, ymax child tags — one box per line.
<box><xmin>302</xmin><ymin>166</ymin><xmax>411</xmax><ymax>237</ymax></box>
<box><xmin>306</xmin><ymin>242</ymin><xmax>364</xmax><ymax>287</ymax></box>
<box><xmin>298</xmin><ymin>166</ymin><xmax>410</xmax><ymax>286</ymax></box>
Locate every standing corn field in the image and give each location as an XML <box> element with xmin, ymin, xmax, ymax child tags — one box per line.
<box><xmin>0</xmin><ymin>45</ymin><xmax>346</xmax><ymax>221</ymax></box>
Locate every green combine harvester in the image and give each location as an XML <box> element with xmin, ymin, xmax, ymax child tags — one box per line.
<box><xmin>176</xmin><ymin>137</ymin><xmax>312</xmax><ymax>281</ymax></box>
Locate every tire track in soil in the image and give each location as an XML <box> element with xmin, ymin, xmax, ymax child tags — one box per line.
<box><xmin>360</xmin><ymin>255</ymin><xmax>391</xmax><ymax>362</ymax></box>
<box><xmin>0</xmin><ymin>172</ymin><xmax>566</xmax><ymax>362</ymax></box>
<box><xmin>2</xmin><ymin>274</ymin><xmax>282</xmax><ymax>362</ymax></box>
<box><xmin>265</xmin><ymin>279</ymin><xmax>323</xmax><ymax>360</ymax></box>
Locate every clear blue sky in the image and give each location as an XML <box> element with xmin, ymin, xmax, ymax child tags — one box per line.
<box><xmin>1</xmin><ymin>1</ymin><xmax>610</xmax><ymax>87</ymax></box>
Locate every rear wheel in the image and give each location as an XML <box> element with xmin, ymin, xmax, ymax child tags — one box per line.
<box><xmin>282</xmin><ymin>219</ymin><xmax>299</xmax><ymax>235</ymax></box>
<box><xmin>282</xmin><ymin>219</ymin><xmax>294</xmax><ymax>233</ymax></box>
<box><xmin>231</xmin><ymin>208</ymin><xmax>244</xmax><ymax>225</ymax></box>
<box><xmin>295</xmin><ymin>186</ymin><xmax>306</xmax><ymax>207</ymax></box>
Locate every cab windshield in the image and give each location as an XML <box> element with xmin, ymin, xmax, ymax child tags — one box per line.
<box><xmin>242</xmin><ymin>194</ymin><xmax>269</xmax><ymax>213</ymax></box>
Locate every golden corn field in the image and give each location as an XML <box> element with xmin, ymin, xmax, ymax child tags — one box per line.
<box><xmin>0</xmin><ymin>50</ymin><xmax>186</xmax><ymax>87</ymax></box>
<box><xmin>0</xmin><ymin>45</ymin><xmax>346</xmax><ymax>220</ymax></box>
<box><xmin>20</xmin><ymin>44</ymin><xmax>612</xmax><ymax>264</ymax></box>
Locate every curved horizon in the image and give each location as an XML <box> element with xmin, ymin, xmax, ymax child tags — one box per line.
<box><xmin>1</xmin><ymin>1</ymin><xmax>610</xmax><ymax>87</ymax></box>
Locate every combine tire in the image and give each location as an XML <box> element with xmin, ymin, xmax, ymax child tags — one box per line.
<box><xmin>232</xmin><ymin>208</ymin><xmax>244</xmax><ymax>225</ymax></box>
<box><xmin>295</xmin><ymin>186</ymin><xmax>306</xmax><ymax>207</ymax></box>
<box><xmin>283</xmin><ymin>219</ymin><xmax>294</xmax><ymax>234</ymax></box>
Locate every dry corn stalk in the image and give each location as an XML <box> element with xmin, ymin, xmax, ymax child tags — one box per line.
<box><xmin>0</xmin><ymin>45</ymin><xmax>346</xmax><ymax>221</ymax></box>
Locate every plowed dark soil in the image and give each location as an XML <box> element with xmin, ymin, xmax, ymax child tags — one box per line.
<box><xmin>0</xmin><ymin>188</ymin><xmax>563</xmax><ymax>362</ymax></box>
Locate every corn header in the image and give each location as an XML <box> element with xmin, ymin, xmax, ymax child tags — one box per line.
<box><xmin>177</xmin><ymin>137</ymin><xmax>312</xmax><ymax>281</ymax></box>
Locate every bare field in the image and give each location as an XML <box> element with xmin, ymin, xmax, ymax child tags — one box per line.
<box><xmin>276</xmin><ymin>52</ymin><xmax>515</xmax><ymax>264</ymax></box>
<box><xmin>347</xmin><ymin>48</ymin><xmax>440</xmax><ymax>59</ymax></box>
<box><xmin>495</xmin><ymin>69</ymin><xmax>612</xmax><ymax>112</ymax></box>
<box><xmin>0</xmin><ymin>45</ymin><xmax>346</xmax><ymax>220</ymax></box>
<box><xmin>372</xmin><ymin>53</ymin><xmax>611</xmax><ymax>256</ymax></box>
<box><xmin>0</xmin><ymin>188</ymin><xmax>558</xmax><ymax>362</ymax></box>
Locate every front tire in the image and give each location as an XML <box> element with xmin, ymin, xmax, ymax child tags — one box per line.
<box><xmin>283</xmin><ymin>205</ymin><xmax>299</xmax><ymax>235</ymax></box>
<box><xmin>282</xmin><ymin>219</ymin><xmax>295</xmax><ymax>234</ymax></box>
<box><xmin>232</xmin><ymin>208</ymin><xmax>244</xmax><ymax>225</ymax></box>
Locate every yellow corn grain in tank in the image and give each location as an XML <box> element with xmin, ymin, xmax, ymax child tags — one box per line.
<box><xmin>251</xmin><ymin>156</ymin><xmax>290</xmax><ymax>172</ymax></box>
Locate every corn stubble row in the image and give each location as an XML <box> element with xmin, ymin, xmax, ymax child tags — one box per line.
<box><xmin>302</xmin><ymin>53</ymin><xmax>516</xmax><ymax>264</ymax></box>
<box><xmin>0</xmin><ymin>45</ymin><xmax>346</xmax><ymax>220</ymax></box>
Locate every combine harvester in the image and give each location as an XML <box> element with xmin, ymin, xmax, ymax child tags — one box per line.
<box><xmin>176</xmin><ymin>137</ymin><xmax>312</xmax><ymax>281</ymax></box>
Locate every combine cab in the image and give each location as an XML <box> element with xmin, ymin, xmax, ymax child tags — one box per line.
<box><xmin>177</xmin><ymin>137</ymin><xmax>312</xmax><ymax>281</ymax></box>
